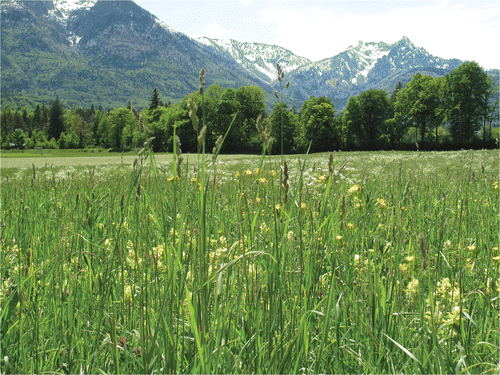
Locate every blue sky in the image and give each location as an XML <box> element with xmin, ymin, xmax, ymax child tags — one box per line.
<box><xmin>135</xmin><ymin>0</ymin><xmax>499</xmax><ymax>69</ymax></box>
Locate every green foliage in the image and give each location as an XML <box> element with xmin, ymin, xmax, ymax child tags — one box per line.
<box><xmin>148</xmin><ymin>87</ymin><xmax>163</xmax><ymax>114</ymax></box>
<box><xmin>298</xmin><ymin>96</ymin><xmax>337</xmax><ymax>152</ymax></box>
<box><xmin>45</xmin><ymin>137</ymin><xmax>58</xmax><ymax>149</ymax></box>
<box><xmin>1</xmin><ymin>63</ymin><xmax>497</xmax><ymax>153</ymax></box>
<box><xmin>48</xmin><ymin>96</ymin><xmax>64</xmax><ymax>140</ymax></box>
<box><xmin>445</xmin><ymin>61</ymin><xmax>491</xmax><ymax>145</ymax></box>
<box><xmin>269</xmin><ymin>103</ymin><xmax>298</xmax><ymax>154</ymax></box>
<box><xmin>1</xmin><ymin>150</ymin><xmax>498</xmax><ymax>373</ymax></box>
<box><xmin>107</xmin><ymin>108</ymin><xmax>138</xmax><ymax>150</ymax></box>
<box><xmin>343</xmin><ymin>96</ymin><xmax>364</xmax><ymax>148</ymax></box>
<box><xmin>344</xmin><ymin>90</ymin><xmax>391</xmax><ymax>149</ymax></box>
<box><xmin>396</xmin><ymin>73</ymin><xmax>443</xmax><ymax>142</ymax></box>
<box><xmin>9</xmin><ymin>128</ymin><xmax>27</xmax><ymax>148</ymax></box>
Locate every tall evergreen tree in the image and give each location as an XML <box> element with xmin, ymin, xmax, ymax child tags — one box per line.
<box><xmin>48</xmin><ymin>97</ymin><xmax>64</xmax><ymax>140</ymax></box>
<box><xmin>41</xmin><ymin>104</ymin><xmax>50</xmax><ymax>134</ymax></box>
<box><xmin>390</xmin><ymin>82</ymin><xmax>403</xmax><ymax>107</ymax></box>
<box><xmin>149</xmin><ymin>88</ymin><xmax>162</xmax><ymax>112</ymax></box>
<box><xmin>33</xmin><ymin>104</ymin><xmax>42</xmax><ymax>132</ymax></box>
<box><xmin>1</xmin><ymin>109</ymin><xmax>13</xmax><ymax>136</ymax></box>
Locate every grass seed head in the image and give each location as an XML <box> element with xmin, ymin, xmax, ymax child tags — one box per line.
<box><xmin>133</xmin><ymin>347</ymin><xmax>143</xmax><ymax>357</ymax></box>
<box><xmin>328</xmin><ymin>152</ymin><xmax>334</xmax><ymax>175</ymax></box>
<box><xmin>199</xmin><ymin>68</ymin><xmax>206</xmax><ymax>95</ymax></box>
<box><xmin>213</xmin><ymin>135</ymin><xmax>223</xmax><ymax>155</ymax></box>
<box><xmin>175</xmin><ymin>135</ymin><xmax>182</xmax><ymax>156</ymax></box>
<box><xmin>198</xmin><ymin>125</ymin><xmax>207</xmax><ymax>146</ymax></box>
<box><xmin>188</xmin><ymin>95</ymin><xmax>199</xmax><ymax>132</ymax></box>
<box><xmin>118</xmin><ymin>336</ymin><xmax>127</xmax><ymax>349</ymax></box>
<box><xmin>282</xmin><ymin>160</ymin><xmax>289</xmax><ymax>203</ymax></box>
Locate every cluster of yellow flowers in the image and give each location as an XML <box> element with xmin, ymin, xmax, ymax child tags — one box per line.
<box><xmin>424</xmin><ymin>277</ymin><xmax>468</xmax><ymax>338</ymax></box>
<box><xmin>316</xmin><ymin>174</ymin><xmax>329</xmax><ymax>184</ymax></box>
<box><xmin>376</xmin><ymin>198</ymin><xmax>388</xmax><ymax>210</ymax></box>
<box><xmin>347</xmin><ymin>184</ymin><xmax>362</xmax><ymax>195</ymax></box>
<box><xmin>404</xmin><ymin>278</ymin><xmax>419</xmax><ymax>303</ymax></box>
<box><xmin>235</xmin><ymin>168</ymin><xmax>277</xmax><ymax>182</ymax></box>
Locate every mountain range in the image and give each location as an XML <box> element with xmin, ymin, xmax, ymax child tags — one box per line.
<box><xmin>1</xmin><ymin>0</ymin><xmax>497</xmax><ymax>111</ymax></box>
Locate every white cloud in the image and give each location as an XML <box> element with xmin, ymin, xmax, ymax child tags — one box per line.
<box><xmin>198</xmin><ymin>22</ymin><xmax>232</xmax><ymax>40</ymax></box>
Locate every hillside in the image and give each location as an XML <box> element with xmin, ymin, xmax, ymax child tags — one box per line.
<box><xmin>1</xmin><ymin>0</ymin><xmax>497</xmax><ymax>112</ymax></box>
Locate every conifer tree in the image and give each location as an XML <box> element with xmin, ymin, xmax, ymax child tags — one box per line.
<box><xmin>149</xmin><ymin>88</ymin><xmax>162</xmax><ymax>112</ymax></box>
<box><xmin>33</xmin><ymin>104</ymin><xmax>42</xmax><ymax>132</ymax></box>
<box><xmin>48</xmin><ymin>97</ymin><xmax>64</xmax><ymax>140</ymax></box>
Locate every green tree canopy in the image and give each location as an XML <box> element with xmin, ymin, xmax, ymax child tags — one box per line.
<box><xmin>357</xmin><ymin>89</ymin><xmax>391</xmax><ymax>149</ymax></box>
<box><xmin>107</xmin><ymin>108</ymin><xmax>137</xmax><ymax>150</ymax></box>
<box><xmin>395</xmin><ymin>73</ymin><xmax>443</xmax><ymax>143</ymax></box>
<box><xmin>445</xmin><ymin>61</ymin><xmax>491</xmax><ymax>145</ymax></box>
<box><xmin>298</xmin><ymin>96</ymin><xmax>337</xmax><ymax>153</ymax></box>
<box><xmin>269</xmin><ymin>102</ymin><xmax>298</xmax><ymax>154</ymax></box>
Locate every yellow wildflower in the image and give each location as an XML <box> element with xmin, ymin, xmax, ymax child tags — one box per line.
<box><xmin>235</xmin><ymin>171</ymin><xmax>242</xmax><ymax>179</ymax></box>
<box><xmin>316</xmin><ymin>174</ymin><xmax>328</xmax><ymax>184</ymax></box>
<box><xmin>258</xmin><ymin>177</ymin><xmax>268</xmax><ymax>186</ymax></box>
<box><xmin>405</xmin><ymin>256</ymin><xmax>415</xmax><ymax>263</ymax></box>
<box><xmin>467</xmin><ymin>245</ymin><xmax>477</xmax><ymax>252</ymax></box>
<box><xmin>376</xmin><ymin>198</ymin><xmax>388</xmax><ymax>209</ymax></box>
<box><xmin>348</xmin><ymin>184</ymin><xmax>361</xmax><ymax>195</ymax></box>
<box><xmin>399</xmin><ymin>263</ymin><xmax>408</xmax><ymax>274</ymax></box>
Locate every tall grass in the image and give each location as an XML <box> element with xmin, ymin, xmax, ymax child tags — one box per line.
<box><xmin>1</xmin><ymin>147</ymin><xmax>499</xmax><ymax>374</ymax></box>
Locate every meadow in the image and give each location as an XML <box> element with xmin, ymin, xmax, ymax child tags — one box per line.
<box><xmin>1</xmin><ymin>148</ymin><xmax>499</xmax><ymax>373</ymax></box>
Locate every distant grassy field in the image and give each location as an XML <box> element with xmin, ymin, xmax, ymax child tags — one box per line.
<box><xmin>1</xmin><ymin>149</ymin><xmax>499</xmax><ymax>373</ymax></box>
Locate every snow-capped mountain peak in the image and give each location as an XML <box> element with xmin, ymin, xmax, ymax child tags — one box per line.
<box><xmin>198</xmin><ymin>37</ymin><xmax>312</xmax><ymax>83</ymax></box>
<box><xmin>53</xmin><ymin>0</ymin><xmax>97</xmax><ymax>14</ymax></box>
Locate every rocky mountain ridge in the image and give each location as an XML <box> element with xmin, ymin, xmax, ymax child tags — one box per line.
<box><xmin>1</xmin><ymin>0</ymin><xmax>493</xmax><ymax>111</ymax></box>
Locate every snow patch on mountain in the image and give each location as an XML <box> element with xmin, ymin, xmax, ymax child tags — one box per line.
<box><xmin>54</xmin><ymin>0</ymin><xmax>97</xmax><ymax>18</ymax></box>
<box><xmin>197</xmin><ymin>37</ymin><xmax>312</xmax><ymax>83</ymax></box>
<box><xmin>54</xmin><ymin>0</ymin><xmax>96</xmax><ymax>14</ymax></box>
<box><xmin>348</xmin><ymin>41</ymin><xmax>391</xmax><ymax>79</ymax></box>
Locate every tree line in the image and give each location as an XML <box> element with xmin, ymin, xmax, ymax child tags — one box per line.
<box><xmin>2</xmin><ymin>61</ymin><xmax>498</xmax><ymax>153</ymax></box>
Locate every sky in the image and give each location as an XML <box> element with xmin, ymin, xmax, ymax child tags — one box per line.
<box><xmin>134</xmin><ymin>0</ymin><xmax>500</xmax><ymax>70</ymax></box>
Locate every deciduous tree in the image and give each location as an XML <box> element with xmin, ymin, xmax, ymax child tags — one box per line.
<box><xmin>445</xmin><ymin>61</ymin><xmax>491</xmax><ymax>145</ymax></box>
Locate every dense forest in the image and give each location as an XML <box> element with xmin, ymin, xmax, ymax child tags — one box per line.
<box><xmin>1</xmin><ymin>61</ymin><xmax>498</xmax><ymax>153</ymax></box>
